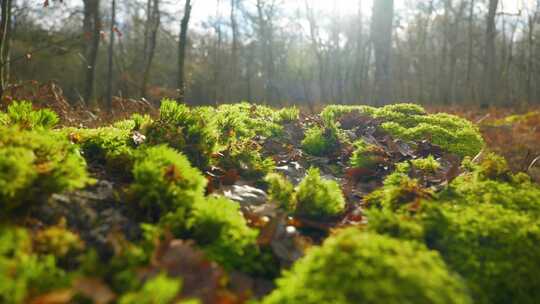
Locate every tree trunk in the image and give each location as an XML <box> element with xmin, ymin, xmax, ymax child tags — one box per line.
<box><xmin>466</xmin><ymin>0</ymin><xmax>476</xmax><ymax>103</ymax></box>
<box><xmin>482</xmin><ymin>0</ymin><xmax>499</xmax><ymax>104</ymax></box>
<box><xmin>106</xmin><ymin>0</ymin><xmax>116</xmax><ymax>112</ymax></box>
<box><xmin>371</xmin><ymin>0</ymin><xmax>394</xmax><ymax>105</ymax></box>
<box><xmin>141</xmin><ymin>0</ymin><xmax>160</xmax><ymax>98</ymax></box>
<box><xmin>82</xmin><ymin>0</ymin><xmax>101</xmax><ymax>105</ymax></box>
<box><xmin>177</xmin><ymin>0</ymin><xmax>192</xmax><ymax>103</ymax></box>
<box><xmin>230</xmin><ymin>0</ymin><xmax>238</xmax><ymax>102</ymax></box>
<box><xmin>0</xmin><ymin>0</ymin><xmax>12</xmax><ymax>98</ymax></box>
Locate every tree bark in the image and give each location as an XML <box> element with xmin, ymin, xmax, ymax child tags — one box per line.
<box><xmin>106</xmin><ymin>0</ymin><xmax>116</xmax><ymax>112</ymax></box>
<box><xmin>82</xmin><ymin>0</ymin><xmax>101</xmax><ymax>105</ymax></box>
<box><xmin>371</xmin><ymin>0</ymin><xmax>394</xmax><ymax>105</ymax></box>
<box><xmin>141</xmin><ymin>0</ymin><xmax>160</xmax><ymax>98</ymax></box>
<box><xmin>0</xmin><ymin>0</ymin><xmax>12</xmax><ymax>98</ymax></box>
<box><xmin>482</xmin><ymin>0</ymin><xmax>499</xmax><ymax>104</ymax></box>
<box><xmin>177</xmin><ymin>0</ymin><xmax>192</xmax><ymax>103</ymax></box>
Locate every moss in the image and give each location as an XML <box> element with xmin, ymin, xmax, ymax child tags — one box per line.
<box><xmin>33</xmin><ymin>219</ymin><xmax>84</xmax><ymax>257</ymax></box>
<box><xmin>349</xmin><ymin>139</ymin><xmax>386</xmax><ymax>169</ymax></box>
<box><xmin>265</xmin><ymin>173</ymin><xmax>295</xmax><ymax>211</ymax></box>
<box><xmin>71</xmin><ymin>126</ymin><xmax>136</xmax><ymax>175</ymax></box>
<box><xmin>113</xmin><ymin>113</ymin><xmax>153</xmax><ymax>131</ymax></box>
<box><xmin>320</xmin><ymin>105</ymin><xmax>376</xmax><ymax>125</ymax></box>
<box><xmin>421</xmin><ymin>204</ymin><xmax>540</xmax><ymax>304</ymax></box>
<box><xmin>211</xmin><ymin>102</ymin><xmax>285</xmax><ymax>145</ymax></box>
<box><xmin>411</xmin><ymin>155</ymin><xmax>441</xmax><ymax>172</ymax></box>
<box><xmin>188</xmin><ymin>196</ymin><xmax>269</xmax><ymax>274</ymax></box>
<box><xmin>263</xmin><ymin>228</ymin><xmax>472</xmax><ymax>304</ymax></box>
<box><xmin>438</xmin><ymin>160</ymin><xmax>540</xmax><ymax>215</ymax></box>
<box><xmin>118</xmin><ymin>273</ymin><xmax>184</xmax><ymax>304</ymax></box>
<box><xmin>301</xmin><ymin>125</ymin><xmax>340</xmax><ymax>157</ymax></box>
<box><xmin>3</xmin><ymin>101</ymin><xmax>59</xmax><ymax>130</ymax></box>
<box><xmin>217</xmin><ymin>140</ymin><xmax>275</xmax><ymax>180</ymax></box>
<box><xmin>0</xmin><ymin>226</ymin><xmax>68</xmax><ymax>304</ymax></box>
<box><xmin>144</xmin><ymin>99</ymin><xmax>218</xmax><ymax>169</ymax></box>
<box><xmin>0</xmin><ymin>126</ymin><xmax>92</xmax><ymax>212</ymax></box>
<box><xmin>295</xmin><ymin>168</ymin><xmax>346</xmax><ymax>219</ymax></box>
<box><xmin>364</xmin><ymin>163</ymin><xmax>433</xmax><ymax>211</ymax></box>
<box><xmin>276</xmin><ymin>106</ymin><xmax>300</xmax><ymax>122</ymax></box>
<box><xmin>322</xmin><ymin>103</ymin><xmax>484</xmax><ymax>158</ymax></box>
<box><xmin>130</xmin><ymin>146</ymin><xmax>207</xmax><ymax>222</ymax></box>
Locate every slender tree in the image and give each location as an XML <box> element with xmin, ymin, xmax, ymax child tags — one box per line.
<box><xmin>371</xmin><ymin>0</ymin><xmax>394</xmax><ymax>105</ymax></box>
<box><xmin>105</xmin><ymin>0</ymin><xmax>116</xmax><ymax>111</ymax></box>
<box><xmin>82</xmin><ymin>0</ymin><xmax>101</xmax><ymax>104</ymax></box>
<box><xmin>141</xmin><ymin>0</ymin><xmax>161</xmax><ymax>98</ymax></box>
<box><xmin>482</xmin><ymin>0</ymin><xmax>499</xmax><ymax>104</ymax></box>
<box><xmin>0</xmin><ymin>0</ymin><xmax>12</xmax><ymax>98</ymax></box>
<box><xmin>177</xmin><ymin>0</ymin><xmax>192</xmax><ymax>103</ymax></box>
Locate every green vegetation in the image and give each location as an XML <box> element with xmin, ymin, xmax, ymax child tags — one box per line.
<box><xmin>349</xmin><ymin>139</ymin><xmax>386</xmax><ymax>169</ymax></box>
<box><xmin>2</xmin><ymin>101</ymin><xmax>539</xmax><ymax>303</ymax></box>
<box><xmin>0</xmin><ymin>227</ymin><xmax>68</xmax><ymax>304</ymax></box>
<box><xmin>322</xmin><ymin>104</ymin><xmax>484</xmax><ymax>158</ymax></box>
<box><xmin>188</xmin><ymin>196</ymin><xmax>269</xmax><ymax>274</ymax></box>
<box><xmin>144</xmin><ymin>99</ymin><xmax>218</xmax><ymax>168</ymax></box>
<box><xmin>365</xmin><ymin>155</ymin><xmax>540</xmax><ymax>303</ymax></box>
<box><xmin>301</xmin><ymin>125</ymin><xmax>341</xmax><ymax>157</ymax></box>
<box><xmin>265</xmin><ymin>168</ymin><xmax>346</xmax><ymax>219</ymax></box>
<box><xmin>0</xmin><ymin>126</ymin><xmax>91</xmax><ymax>212</ymax></box>
<box><xmin>263</xmin><ymin>228</ymin><xmax>472</xmax><ymax>304</ymax></box>
<box><xmin>1</xmin><ymin>101</ymin><xmax>59</xmax><ymax>130</ymax></box>
<box><xmin>130</xmin><ymin>145</ymin><xmax>207</xmax><ymax>222</ymax></box>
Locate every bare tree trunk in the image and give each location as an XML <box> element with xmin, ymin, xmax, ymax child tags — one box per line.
<box><xmin>482</xmin><ymin>0</ymin><xmax>499</xmax><ymax>104</ymax></box>
<box><xmin>141</xmin><ymin>0</ymin><xmax>160</xmax><ymax>98</ymax></box>
<box><xmin>82</xmin><ymin>0</ymin><xmax>101</xmax><ymax>104</ymax></box>
<box><xmin>305</xmin><ymin>1</ymin><xmax>327</xmax><ymax>103</ymax></box>
<box><xmin>230</xmin><ymin>0</ymin><xmax>239</xmax><ymax>102</ymax></box>
<box><xmin>371</xmin><ymin>0</ymin><xmax>394</xmax><ymax>105</ymax></box>
<box><xmin>527</xmin><ymin>12</ymin><xmax>537</xmax><ymax>104</ymax></box>
<box><xmin>106</xmin><ymin>0</ymin><xmax>116</xmax><ymax>112</ymax></box>
<box><xmin>0</xmin><ymin>0</ymin><xmax>12</xmax><ymax>98</ymax></box>
<box><xmin>466</xmin><ymin>0</ymin><xmax>476</xmax><ymax>103</ymax></box>
<box><xmin>177</xmin><ymin>0</ymin><xmax>192</xmax><ymax>103</ymax></box>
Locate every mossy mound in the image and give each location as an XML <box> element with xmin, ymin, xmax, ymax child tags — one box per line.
<box><xmin>366</xmin><ymin>155</ymin><xmax>540</xmax><ymax>303</ymax></box>
<box><xmin>349</xmin><ymin>139</ymin><xmax>387</xmax><ymax>169</ymax></box>
<box><xmin>0</xmin><ymin>126</ymin><xmax>91</xmax><ymax>212</ymax></box>
<box><xmin>0</xmin><ymin>226</ymin><xmax>68</xmax><ymax>304</ymax></box>
<box><xmin>263</xmin><ymin>228</ymin><xmax>472</xmax><ymax>304</ymax></box>
<box><xmin>144</xmin><ymin>99</ymin><xmax>218</xmax><ymax>169</ymax></box>
<box><xmin>188</xmin><ymin>196</ymin><xmax>273</xmax><ymax>274</ymax></box>
<box><xmin>266</xmin><ymin>168</ymin><xmax>346</xmax><ymax>219</ymax></box>
<box><xmin>321</xmin><ymin>103</ymin><xmax>484</xmax><ymax>158</ymax></box>
<box><xmin>301</xmin><ymin>125</ymin><xmax>341</xmax><ymax>157</ymax></box>
<box><xmin>130</xmin><ymin>145</ymin><xmax>207</xmax><ymax>222</ymax></box>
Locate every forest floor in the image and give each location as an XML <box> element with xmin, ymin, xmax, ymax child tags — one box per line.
<box><xmin>1</xmin><ymin>82</ymin><xmax>540</xmax><ymax>303</ymax></box>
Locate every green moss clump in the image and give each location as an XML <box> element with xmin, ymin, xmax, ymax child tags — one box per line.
<box><xmin>320</xmin><ymin>105</ymin><xmax>376</xmax><ymax>125</ymax></box>
<box><xmin>295</xmin><ymin>168</ymin><xmax>346</xmax><ymax>219</ymax></box>
<box><xmin>349</xmin><ymin>139</ymin><xmax>386</xmax><ymax>169</ymax></box>
<box><xmin>263</xmin><ymin>228</ymin><xmax>472</xmax><ymax>304</ymax></box>
<box><xmin>33</xmin><ymin>220</ymin><xmax>84</xmax><ymax>257</ymax></box>
<box><xmin>118</xmin><ymin>273</ymin><xmax>183</xmax><ymax>304</ymax></box>
<box><xmin>364</xmin><ymin>163</ymin><xmax>432</xmax><ymax>211</ymax></box>
<box><xmin>322</xmin><ymin>103</ymin><xmax>484</xmax><ymax>158</ymax></box>
<box><xmin>438</xmin><ymin>154</ymin><xmax>540</xmax><ymax>215</ymax></box>
<box><xmin>265</xmin><ymin>173</ymin><xmax>295</xmax><ymax>211</ymax></box>
<box><xmin>3</xmin><ymin>101</ymin><xmax>59</xmax><ymax>130</ymax></box>
<box><xmin>71</xmin><ymin>126</ymin><xmax>136</xmax><ymax>175</ymax></box>
<box><xmin>130</xmin><ymin>146</ymin><xmax>207</xmax><ymax>222</ymax></box>
<box><xmin>188</xmin><ymin>196</ymin><xmax>266</xmax><ymax>273</ymax></box>
<box><xmin>421</xmin><ymin>204</ymin><xmax>540</xmax><ymax>304</ymax></box>
<box><xmin>0</xmin><ymin>126</ymin><xmax>91</xmax><ymax>211</ymax></box>
<box><xmin>411</xmin><ymin>155</ymin><xmax>441</xmax><ymax>173</ymax></box>
<box><xmin>301</xmin><ymin>125</ymin><xmax>340</xmax><ymax>157</ymax></box>
<box><xmin>0</xmin><ymin>226</ymin><xmax>68</xmax><ymax>304</ymax></box>
<box><xmin>144</xmin><ymin>99</ymin><xmax>218</xmax><ymax>168</ymax></box>
<box><xmin>113</xmin><ymin>113</ymin><xmax>153</xmax><ymax>131</ymax></box>
<box><xmin>217</xmin><ymin>140</ymin><xmax>275</xmax><ymax>180</ymax></box>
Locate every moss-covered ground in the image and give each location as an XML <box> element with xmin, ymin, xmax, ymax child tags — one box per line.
<box><xmin>1</xmin><ymin>100</ymin><xmax>539</xmax><ymax>303</ymax></box>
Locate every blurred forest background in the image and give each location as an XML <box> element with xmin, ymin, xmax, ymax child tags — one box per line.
<box><xmin>0</xmin><ymin>0</ymin><xmax>539</xmax><ymax>108</ymax></box>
